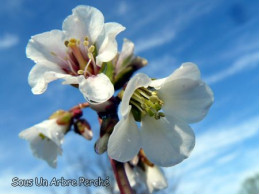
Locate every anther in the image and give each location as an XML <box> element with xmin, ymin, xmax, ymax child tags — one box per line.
<box><xmin>67</xmin><ymin>38</ymin><xmax>77</xmax><ymax>47</ymax></box>
<box><xmin>77</xmin><ymin>70</ymin><xmax>84</xmax><ymax>75</ymax></box>
<box><xmin>88</xmin><ymin>45</ymin><xmax>95</xmax><ymax>53</ymax></box>
<box><xmin>64</xmin><ymin>40</ymin><xmax>69</xmax><ymax>47</ymax></box>
<box><xmin>84</xmin><ymin>40</ymin><xmax>89</xmax><ymax>46</ymax></box>
<box><xmin>39</xmin><ymin>133</ymin><xmax>46</xmax><ymax>140</ymax></box>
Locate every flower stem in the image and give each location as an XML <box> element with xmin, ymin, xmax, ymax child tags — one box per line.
<box><xmin>109</xmin><ymin>158</ymin><xmax>134</xmax><ymax>194</ymax></box>
<box><xmin>96</xmin><ymin>99</ymin><xmax>133</xmax><ymax>193</ymax></box>
<box><xmin>70</xmin><ymin>102</ymin><xmax>90</xmax><ymax>111</ymax></box>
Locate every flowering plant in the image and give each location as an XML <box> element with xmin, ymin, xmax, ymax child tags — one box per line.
<box><xmin>19</xmin><ymin>5</ymin><xmax>214</xmax><ymax>194</ymax></box>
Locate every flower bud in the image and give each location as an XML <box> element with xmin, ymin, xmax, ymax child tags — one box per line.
<box><xmin>94</xmin><ymin>133</ymin><xmax>110</xmax><ymax>154</ymax></box>
<box><xmin>49</xmin><ymin>110</ymin><xmax>73</xmax><ymax>127</ymax></box>
<box><xmin>71</xmin><ymin>108</ymin><xmax>83</xmax><ymax>119</ymax></box>
<box><xmin>74</xmin><ymin>119</ymin><xmax>93</xmax><ymax>140</ymax></box>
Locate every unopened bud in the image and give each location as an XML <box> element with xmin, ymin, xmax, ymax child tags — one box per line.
<box><xmin>49</xmin><ymin>110</ymin><xmax>73</xmax><ymax>126</ymax></box>
<box><xmin>74</xmin><ymin>119</ymin><xmax>93</xmax><ymax>140</ymax></box>
<box><xmin>71</xmin><ymin>108</ymin><xmax>83</xmax><ymax>119</ymax></box>
<box><xmin>49</xmin><ymin>110</ymin><xmax>66</xmax><ymax>119</ymax></box>
<box><xmin>56</xmin><ymin>112</ymin><xmax>73</xmax><ymax>125</ymax></box>
<box><xmin>94</xmin><ymin>133</ymin><xmax>110</xmax><ymax>154</ymax></box>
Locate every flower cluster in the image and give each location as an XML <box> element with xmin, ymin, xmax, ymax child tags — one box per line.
<box><xmin>19</xmin><ymin>5</ymin><xmax>214</xmax><ymax>193</ymax></box>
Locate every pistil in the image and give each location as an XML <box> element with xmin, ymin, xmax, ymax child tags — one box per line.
<box><xmin>65</xmin><ymin>39</ymin><xmax>87</xmax><ymax>70</ymax></box>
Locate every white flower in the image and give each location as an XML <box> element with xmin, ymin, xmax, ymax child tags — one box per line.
<box><xmin>114</xmin><ymin>38</ymin><xmax>135</xmax><ymax>74</ymax></box>
<box><xmin>108</xmin><ymin>62</ymin><xmax>214</xmax><ymax>167</ymax></box>
<box><xmin>142</xmin><ymin>164</ymin><xmax>168</xmax><ymax>193</ymax></box>
<box><xmin>112</xmin><ymin>39</ymin><xmax>148</xmax><ymax>90</ymax></box>
<box><xmin>114</xmin><ymin>163</ymin><xmax>167</xmax><ymax>193</ymax></box>
<box><xmin>26</xmin><ymin>5</ymin><xmax>125</xmax><ymax>103</ymax></box>
<box><xmin>19</xmin><ymin>119</ymin><xmax>69</xmax><ymax>168</ymax></box>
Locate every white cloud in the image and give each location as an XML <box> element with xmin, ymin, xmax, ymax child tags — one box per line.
<box><xmin>205</xmin><ymin>52</ymin><xmax>259</xmax><ymax>84</ymax></box>
<box><xmin>132</xmin><ymin>0</ymin><xmax>221</xmax><ymax>36</ymax></box>
<box><xmin>133</xmin><ymin>0</ymin><xmax>222</xmax><ymax>54</ymax></box>
<box><xmin>215</xmin><ymin>152</ymin><xmax>238</xmax><ymax>165</ymax></box>
<box><xmin>135</xmin><ymin>29</ymin><xmax>175</xmax><ymax>53</ymax></box>
<box><xmin>165</xmin><ymin>115</ymin><xmax>259</xmax><ymax>193</ymax></box>
<box><xmin>188</xmin><ymin>116</ymin><xmax>258</xmax><ymax>170</ymax></box>
<box><xmin>0</xmin><ymin>165</ymin><xmax>48</xmax><ymax>193</ymax></box>
<box><xmin>0</xmin><ymin>33</ymin><xmax>19</xmax><ymax>49</ymax></box>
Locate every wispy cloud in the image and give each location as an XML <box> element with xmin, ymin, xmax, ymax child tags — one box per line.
<box><xmin>166</xmin><ymin>115</ymin><xmax>259</xmax><ymax>193</ymax></box>
<box><xmin>135</xmin><ymin>29</ymin><xmax>175</xmax><ymax>53</ymax></box>
<box><xmin>131</xmin><ymin>0</ymin><xmax>221</xmax><ymax>35</ymax></box>
<box><xmin>205</xmin><ymin>51</ymin><xmax>259</xmax><ymax>84</ymax></box>
<box><xmin>188</xmin><ymin>116</ymin><xmax>258</xmax><ymax>170</ymax></box>
<box><xmin>0</xmin><ymin>165</ymin><xmax>47</xmax><ymax>193</ymax></box>
<box><xmin>0</xmin><ymin>33</ymin><xmax>19</xmax><ymax>49</ymax></box>
<box><xmin>215</xmin><ymin>151</ymin><xmax>238</xmax><ymax>165</ymax></box>
<box><xmin>117</xmin><ymin>1</ymin><xmax>128</xmax><ymax>16</ymax></box>
<box><xmin>141</xmin><ymin>54</ymin><xmax>177</xmax><ymax>77</ymax></box>
<box><xmin>132</xmin><ymin>0</ymin><xmax>222</xmax><ymax>54</ymax></box>
<box><xmin>0</xmin><ymin>0</ymin><xmax>24</xmax><ymax>15</ymax></box>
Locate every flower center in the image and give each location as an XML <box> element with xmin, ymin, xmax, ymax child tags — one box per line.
<box><xmin>129</xmin><ymin>87</ymin><xmax>165</xmax><ymax>121</ymax></box>
<box><xmin>51</xmin><ymin>36</ymin><xmax>99</xmax><ymax>77</ymax></box>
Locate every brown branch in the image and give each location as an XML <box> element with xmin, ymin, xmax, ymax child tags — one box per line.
<box><xmin>109</xmin><ymin>158</ymin><xmax>134</xmax><ymax>194</ymax></box>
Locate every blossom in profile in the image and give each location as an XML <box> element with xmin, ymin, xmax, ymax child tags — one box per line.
<box><xmin>108</xmin><ymin>62</ymin><xmax>214</xmax><ymax>167</ymax></box>
<box><xmin>19</xmin><ymin>110</ymin><xmax>72</xmax><ymax>168</ymax></box>
<box><xmin>112</xmin><ymin>38</ymin><xmax>148</xmax><ymax>90</ymax></box>
<box><xmin>124</xmin><ymin>163</ymin><xmax>168</xmax><ymax>193</ymax></box>
<box><xmin>143</xmin><ymin>164</ymin><xmax>168</xmax><ymax>193</ymax></box>
<box><xmin>27</xmin><ymin>5</ymin><xmax>125</xmax><ymax>103</ymax></box>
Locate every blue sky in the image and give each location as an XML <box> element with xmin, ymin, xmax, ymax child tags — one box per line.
<box><xmin>0</xmin><ymin>0</ymin><xmax>258</xmax><ymax>193</ymax></box>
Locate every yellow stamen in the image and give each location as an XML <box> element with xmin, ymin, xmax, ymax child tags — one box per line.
<box><xmin>77</xmin><ymin>70</ymin><xmax>84</xmax><ymax>75</ymax></box>
<box><xmin>88</xmin><ymin>45</ymin><xmax>95</xmax><ymax>53</ymax></box>
<box><xmin>66</xmin><ymin>39</ymin><xmax>87</xmax><ymax>70</ymax></box>
<box><xmin>84</xmin><ymin>40</ymin><xmax>89</xmax><ymax>46</ymax></box>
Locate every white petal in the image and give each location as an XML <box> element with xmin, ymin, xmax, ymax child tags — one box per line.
<box><xmin>120</xmin><ymin>73</ymin><xmax>151</xmax><ymax>116</ymax></box>
<box><xmin>26</xmin><ymin>30</ymin><xmax>67</xmax><ymax>65</ymax></box>
<box><xmin>24</xmin><ymin>134</ymin><xmax>61</xmax><ymax>168</ymax></box>
<box><xmin>159</xmin><ymin>79</ymin><xmax>214</xmax><ymax>123</ymax></box>
<box><xmin>28</xmin><ymin>63</ymin><xmax>78</xmax><ymax>94</ymax></box>
<box><xmin>62</xmin><ymin>5</ymin><xmax>104</xmax><ymax>43</ymax></box>
<box><xmin>115</xmin><ymin>38</ymin><xmax>134</xmax><ymax>71</ymax></box>
<box><xmin>78</xmin><ymin>73</ymin><xmax>114</xmax><ymax>103</ymax></box>
<box><xmin>150</xmin><ymin>62</ymin><xmax>200</xmax><ymax>90</ymax></box>
<box><xmin>95</xmin><ymin>22</ymin><xmax>126</xmax><ymax>65</ymax></box>
<box><xmin>150</xmin><ymin>78</ymin><xmax>166</xmax><ymax>90</ymax></box>
<box><xmin>166</xmin><ymin>62</ymin><xmax>201</xmax><ymax>82</ymax></box>
<box><xmin>19</xmin><ymin>119</ymin><xmax>66</xmax><ymax>168</ymax></box>
<box><xmin>36</xmin><ymin>119</ymin><xmax>67</xmax><ymax>146</ymax></box>
<box><xmin>108</xmin><ymin>112</ymin><xmax>141</xmax><ymax>162</ymax></box>
<box><xmin>145</xmin><ymin>165</ymin><xmax>168</xmax><ymax>193</ymax></box>
<box><xmin>141</xmin><ymin>116</ymin><xmax>195</xmax><ymax>167</ymax></box>
<box><xmin>124</xmin><ymin>163</ymin><xmax>138</xmax><ymax>187</ymax></box>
